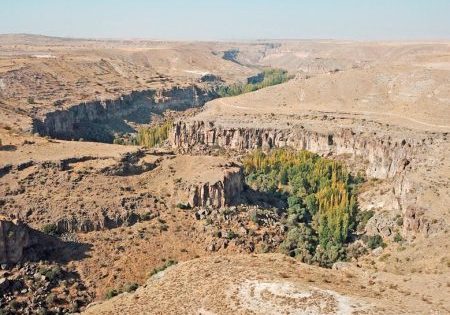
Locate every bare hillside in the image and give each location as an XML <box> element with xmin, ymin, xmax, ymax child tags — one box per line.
<box><xmin>83</xmin><ymin>254</ymin><xmax>449</xmax><ymax>314</ymax></box>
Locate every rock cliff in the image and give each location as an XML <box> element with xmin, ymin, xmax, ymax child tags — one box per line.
<box><xmin>32</xmin><ymin>86</ymin><xmax>216</xmax><ymax>142</ymax></box>
<box><xmin>187</xmin><ymin>168</ymin><xmax>243</xmax><ymax>208</ymax></box>
<box><xmin>170</xmin><ymin>119</ymin><xmax>449</xmax><ymax>237</ymax></box>
<box><xmin>170</xmin><ymin>121</ymin><xmax>414</xmax><ymax>179</ymax></box>
<box><xmin>0</xmin><ymin>219</ymin><xmax>61</xmax><ymax>264</ymax></box>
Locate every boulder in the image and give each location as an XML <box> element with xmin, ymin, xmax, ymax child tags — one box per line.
<box><xmin>0</xmin><ymin>277</ymin><xmax>9</xmax><ymax>292</ymax></box>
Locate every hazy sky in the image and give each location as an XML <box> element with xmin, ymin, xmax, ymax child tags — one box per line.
<box><xmin>1</xmin><ymin>0</ymin><xmax>449</xmax><ymax>40</ymax></box>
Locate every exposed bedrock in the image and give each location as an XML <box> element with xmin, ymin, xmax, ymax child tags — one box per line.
<box><xmin>32</xmin><ymin>85</ymin><xmax>216</xmax><ymax>142</ymax></box>
<box><xmin>0</xmin><ymin>219</ymin><xmax>61</xmax><ymax>264</ymax></box>
<box><xmin>187</xmin><ymin>168</ymin><xmax>244</xmax><ymax>208</ymax></box>
<box><xmin>171</xmin><ymin>120</ymin><xmax>449</xmax><ymax>237</ymax></box>
<box><xmin>170</xmin><ymin>121</ymin><xmax>414</xmax><ymax>179</ymax></box>
<box><xmin>54</xmin><ymin>211</ymin><xmax>142</xmax><ymax>234</ymax></box>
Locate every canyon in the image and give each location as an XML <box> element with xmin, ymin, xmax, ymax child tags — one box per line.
<box><xmin>0</xmin><ymin>35</ymin><xmax>449</xmax><ymax>314</ymax></box>
<box><xmin>32</xmin><ymin>84</ymin><xmax>218</xmax><ymax>142</ymax></box>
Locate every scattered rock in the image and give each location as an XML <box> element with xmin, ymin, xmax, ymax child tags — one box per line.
<box><xmin>372</xmin><ymin>247</ymin><xmax>383</xmax><ymax>256</ymax></box>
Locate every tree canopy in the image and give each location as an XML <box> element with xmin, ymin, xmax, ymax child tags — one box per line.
<box><xmin>243</xmin><ymin>148</ymin><xmax>361</xmax><ymax>267</ymax></box>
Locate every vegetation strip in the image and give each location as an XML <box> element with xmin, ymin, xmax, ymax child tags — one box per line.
<box><xmin>243</xmin><ymin>148</ymin><xmax>364</xmax><ymax>267</ymax></box>
<box><xmin>217</xmin><ymin>68</ymin><xmax>293</xmax><ymax>97</ymax></box>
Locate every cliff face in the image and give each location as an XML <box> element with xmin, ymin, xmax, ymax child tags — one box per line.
<box><xmin>170</xmin><ymin>121</ymin><xmax>414</xmax><ymax>179</ymax></box>
<box><xmin>187</xmin><ymin>168</ymin><xmax>244</xmax><ymax>208</ymax></box>
<box><xmin>54</xmin><ymin>211</ymin><xmax>142</xmax><ymax>233</ymax></box>
<box><xmin>170</xmin><ymin>120</ymin><xmax>450</xmax><ymax>237</ymax></box>
<box><xmin>32</xmin><ymin>86</ymin><xmax>216</xmax><ymax>142</ymax></box>
<box><xmin>0</xmin><ymin>219</ymin><xmax>60</xmax><ymax>264</ymax></box>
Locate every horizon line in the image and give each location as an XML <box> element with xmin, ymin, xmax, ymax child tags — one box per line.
<box><xmin>2</xmin><ymin>33</ymin><xmax>450</xmax><ymax>43</ymax></box>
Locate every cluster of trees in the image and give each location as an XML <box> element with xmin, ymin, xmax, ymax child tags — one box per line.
<box><xmin>136</xmin><ymin>120</ymin><xmax>172</xmax><ymax>148</ymax></box>
<box><xmin>113</xmin><ymin>133</ymin><xmax>137</xmax><ymax>145</ymax></box>
<box><xmin>217</xmin><ymin>68</ymin><xmax>292</xmax><ymax>97</ymax></box>
<box><xmin>243</xmin><ymin>148</ymin><xmax>363</xmax><ymax>267</ymax></box>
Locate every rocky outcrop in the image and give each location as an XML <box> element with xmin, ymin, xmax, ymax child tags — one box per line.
<box><xmin>0</xmin><ymin>219</ymin><xmax>61</xmax><ymax>264</ymax></box>
<box><xmin>170</xmin><ymin>121</ymin><xmax>414</xmax><ymax>179</ymax></box>
<box><xmin>32</xmin><ymin>86</ymin><xmax>216</xmax><ymax>142</ymax></box>
<box><xmin>187</xmin><ymin>168</ymin><xmax>244</xmax><ymax>208</ymax></box>
<box><xmin>402</xmin><ymin>206</ymin><xmax>445</xmax><ymax>236</ymax></box>
<box><xmin>365</xmin><ymin>211</ymin><xmax>400</xmax><ymax>239</ymax></box>
<box><xmin>54</xmin><ymin>211</ymin><xmax>142</xmax><ymax>233</ymax></box>
<box><xmin>48</xmin><ymin>190</ymin><xmax>161</xmax><ymax>234</ymax></box>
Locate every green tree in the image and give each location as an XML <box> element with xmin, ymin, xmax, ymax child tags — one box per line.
<box><xmin>243</xmin><ymin>148</ymin><xmax>360</xmax><ymax>267</ymax></box>
<box><xmin>137</xmin><ymin>120</ymin><xmax>172</xmax><ymax>148</ymax></box>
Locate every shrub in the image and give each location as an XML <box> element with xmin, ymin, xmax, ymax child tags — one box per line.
<box><xmin>356</xmin><ymin>210</ymin><xmax>375</xmax><ymax>232</ymax></box>
<box><xmin>304</xmin><ymin>194</ymin><xmax>318</xmax><ymax>216</ymax></box>
<box><xmin>205</xmin><ymin>218</ymin><xmax>213</xmax><ymax>225</ymax></box>
<box><xmin>40</xmin><ymin>266</ymin><xmax>63</xmax><ymax>282</ymax></box>
<box><xmin>287</xmin><ymin>204</ymin><xmax>309</xmax><ymax>225</ymax></box>
<box><xmin>149</xmin><ymin>260</ymin><xmax>177</xmax><ymax>277</ymax></box>
<box><xmin>260</xmin><ymin>244</ymin><xmax>270</xmax><ymax>253</ymax></box>
<box><xmin>9</xmin><ymin>301</ymin><xmax>21</xmax><ymax>310</ymax></box>
<box><xmin>105</xmin><ymin>289</ymin><xmax>119</xmax><ymax>299</ymax></box>
<box><xmin>41</xmin><ymin>223</ymin><xmax>59</xmax><ymax>236</ymax></box>
<box><xmin>250</xmin><ymin>210</ymin><xmax>260</xmax><ymax>224</ymax></box>
<box><xmin>313</xmin><ymin>244</ymin><xmax>345</xmax><ymax>268</ymax></box>
<box><xmin>123</xmin><ymin>282</ymin><xmax>139</xmax><ymax>293</ymax></box>
<box><xmin>36</xmin><ymin>308</ymin><xmax>49</xmax><ymax>315</ymax></box>
<box><xmin>113</xmin><ymin>137</ymin><xmax>125</xmax><ymax>145</ymax></box>
<box><xmin>287</xmin><ymin>195</ymin><xmax>301</xmax><ymax>208</ymax></box>
<box><xmin>159</xmin><ymin>223</ymin><xmax>168</xmax><ymax>232</ymax></box>
<box><xmin>140</xmin><ymin>212</ymin><xmax>153</xmax><ymax>221</ymax></box>
<box><xmin>225</xmin><ymin>230</ymin><xmax>238</xmax><ymax>240</ymax></box>
<box><xmin>280</xmin><ymin>224</ymin><xmax>316</xmax><ymax>263</ymax></box>
<box><xmin>176</xmin><ymin>203</ymin><xmax>191</xmax><ymax>210</ymax></box>
<box><xmin>45</xmin><ymin>293</ymin><xmax>57</xmax><ymax>305</ymax></box>
<box><xmin>112</xmin><ymin>133</ymin><xmax>137</xmax><ymax>145</ymax></box>
<box><xmin>394</xmin><ymin>232</ymin><xmax>403</xmax><ymax>243</ymax></box>
<box><xmin>346</xmin><ymin>241</ymin><xmax>368</xmax><ymax>260</ymax></box>
<box><xmin>366</xmin><ymin>235</ymin><xmax>385</xmax><ymax>249</ymax></box>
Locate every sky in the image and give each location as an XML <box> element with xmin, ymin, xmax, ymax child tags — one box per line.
<box><xmin>0</xmin><ymin>0</ymin><xmax>449</xmax><ymax>40</ymax></box>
